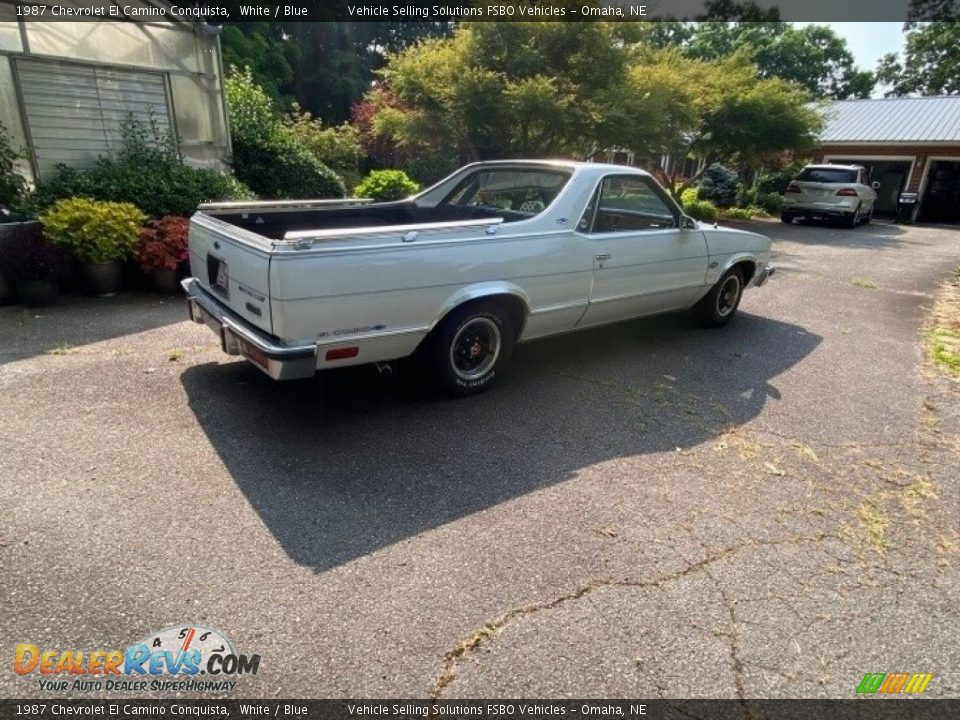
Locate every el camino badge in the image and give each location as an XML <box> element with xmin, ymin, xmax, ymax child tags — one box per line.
<box><xmin>318</xmin><ymin>324</ymin><xmax>387</xmax><ymax>339</ymax></box>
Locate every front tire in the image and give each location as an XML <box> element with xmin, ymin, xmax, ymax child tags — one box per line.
<box><xmin>694</xmin><ymin>268</ymin><xmax>745</xmax><ymax>327</ymax></box>
<box><xmin>780</xmin><ymin>212</ymin><xmax>794</xmax><ymax>224</ymax></box>
<box><xmin>424</xmin><ymin>301</ymin><xmax>515</xmax><ymax>396</ymax></box>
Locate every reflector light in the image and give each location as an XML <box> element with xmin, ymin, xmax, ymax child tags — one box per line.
<box><xmin>325</xmin><ymin>347</ymin><xmax>359</xmax><ymax>361</ymax></box>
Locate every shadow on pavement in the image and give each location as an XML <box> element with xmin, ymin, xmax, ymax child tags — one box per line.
<box><xmin>0</xmin><ymin>293</ymin><xmax>184</xmax><ymax>365</ymax></box>
<box><xmin>180</xmin><ymin>311</ymin><xmax>821</xmax><ymax>573</ymax></box>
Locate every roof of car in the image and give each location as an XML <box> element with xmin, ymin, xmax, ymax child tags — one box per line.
<box><xmin>462</xmin><ymin>159</ymin><xmax>652</xmax><ymax>176</ymax></box>
<box><xmin>804</xmin><ymin>164</ymin><xmax>864</xmax><ymax>170</ymax></box>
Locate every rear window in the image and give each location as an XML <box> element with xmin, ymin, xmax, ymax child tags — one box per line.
<box><xmin>441</xmin><ymin>169</ymin><xmax>571</xmax><ymax>216</ymax></box>
<box><xmin>797</xmin><ymin>167</ymin><xmax>858</xmax><ymax>184</ymax></box>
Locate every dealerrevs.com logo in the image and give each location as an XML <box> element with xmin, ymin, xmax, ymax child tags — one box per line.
<box><xmin>14</xmin><ymin>625</ymin><xmax>261</xmax><ymax>693</ymax></box>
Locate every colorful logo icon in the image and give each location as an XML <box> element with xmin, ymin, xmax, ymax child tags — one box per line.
<box><xmin>856</xmin><ymin>672</ymin><xmax>933</xmax><ymax>694</ymax></box>
<box><xmin>14</xmin><ymin>625</ymin><xmax>260</xmax><ymax>692</ymax></box>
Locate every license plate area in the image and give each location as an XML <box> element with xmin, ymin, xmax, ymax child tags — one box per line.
<box><xmin>207</xmin><ymin>255</ymin><xmax>229</xmax><ymax>297</ymax></box>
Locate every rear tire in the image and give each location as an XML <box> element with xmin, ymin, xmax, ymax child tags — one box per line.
<box><xmin>845</xmin><ymin>204</ymin><xmax>861</xmax><ymax>228</ymax></box>
<box><xmin>423</xmin><ymin>301</ymin><xmax>515</xmax><ymax>396</ymax></box>
<box><xmin>780</xmin><ymin>212</ymin><xmax>794</xmax><ymax>224</ymax></box>
<box><xmin>861</xmin><ymin>205</ymin><xmax>873</xmax><ymax>224</ymax></box>
<box><xmin>693</xmin><ymin>268</ymin><xmax>745</xmax><ymax>328</ymax></box>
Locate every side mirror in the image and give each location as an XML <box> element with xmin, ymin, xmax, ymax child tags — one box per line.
<box><xmin>872</xmin><ymin>181</ymin><xmax>881</xmax><ymax>190</ymax></box>
<box><xmin>680</xmin><ymin>215</ymin><xmax>698</xmax><ymax>230</ymax></box>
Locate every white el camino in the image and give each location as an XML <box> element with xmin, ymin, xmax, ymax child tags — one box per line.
<box><xmin>183</xmin><ymin>161</ymin><xmax>775</xmax><ymax>395</ymax></box>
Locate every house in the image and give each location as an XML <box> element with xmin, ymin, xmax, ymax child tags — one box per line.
<box><xmin>0</xmin><ymin>1</ymin><xmax>231</xmax><ymax>184</ymax></box>
<box><xmin>815</xmin><ymin>96</ymin><xmax>960</xmax><ymax>223</ymax></box>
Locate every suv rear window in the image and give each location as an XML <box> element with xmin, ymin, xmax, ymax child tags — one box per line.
<box><xmin>797</xmin><ymin>168</ymin><xmax>858</xmax><ymax>184</ymax></box>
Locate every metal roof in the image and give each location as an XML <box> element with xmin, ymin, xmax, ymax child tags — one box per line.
<box><xmin>820</xmin><ymin>96</ymin><xmax>960</xmax><ymax>144</ymax></box>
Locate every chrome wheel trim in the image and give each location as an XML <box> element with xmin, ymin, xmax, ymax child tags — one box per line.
<box><xmin>450</xmin><ymin>317</ymin><xmax>501</xmax><ymax>381</ymax></box>
<box><xmin>716</xmin><ymin>275</ymin><xmax>741</xmax><ymax>318</ymax></box>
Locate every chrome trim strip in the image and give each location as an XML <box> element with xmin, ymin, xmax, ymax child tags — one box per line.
<box><xmin>283</xmin><ymin>217</ymin><xmax>505</xmax><ymax>243</ymax></box>
<box><xmin>198</xmin><ymin>198</ymin><xmax>374</xmax><ymax>212</ymax></box>
<box><xmin>315</xmin><ymin>325</ymin><xmax>429</xmax><ymax>347</ymax></box>
<box><xmin>529</xmin><ymin>300</ymin><xmax>589</xmax><ymax>315</ymax></box>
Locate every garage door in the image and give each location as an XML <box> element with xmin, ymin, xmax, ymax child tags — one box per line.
<box><xmin>15</xmin><ymin>58</ymin><xmax>172</xmax><ymax>178</ymax></box>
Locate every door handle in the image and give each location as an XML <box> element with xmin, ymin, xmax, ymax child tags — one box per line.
<box><xmin>595</xmin><ymin>253</ymin><xmax>611</xmax><ymax>261</ymax></box>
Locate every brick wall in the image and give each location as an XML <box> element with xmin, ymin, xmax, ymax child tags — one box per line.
<box><xmin>816</xmin><ymin>144</ymin><xmax>960</xmax><ymax>192</ymax></box>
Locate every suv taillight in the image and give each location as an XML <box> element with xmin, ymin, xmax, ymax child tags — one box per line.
<box><xmin>836</xmin><ymin>188</ymin><xmax>858</xmax><ymax>197</ymax></box>
<box><xmin>786</xmin><ymin>182</ymin><xmax>801</xmax><ymax>193</ymax></box>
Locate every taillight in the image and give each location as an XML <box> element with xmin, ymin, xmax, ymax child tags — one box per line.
<box><xmin>836</xmin><ymin>188</ymin><xmax>858</xmax><ymax>197</ymax></box>
<box><xmin>786</xmin><ymin>183</ymin><xmax>801</xmax><ymax>193</ymax></box>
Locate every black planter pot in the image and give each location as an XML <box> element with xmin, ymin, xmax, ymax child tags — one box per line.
<box><xmin>149</xmin><ymin>267</ymin><xmax>181</xmax><ymax>294</ymax></box>
<box><xmin>82</xmin><ymin>260</ymin><xmax>123</xmax><ymax>297</ymax></box>
<box><xmin>16</xmin><ymin>279</ymin><xmax>58</xmax><ymax>307</ymax></box>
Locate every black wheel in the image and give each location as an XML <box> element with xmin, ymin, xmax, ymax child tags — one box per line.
<box><xmin>845</xmin><ymin>204</ymin><xmax>861</xmax><ymax>228</ymax></box>
<box><xmin>780</xmin><ymin>212</ymin><xmax>794</xmax><ymax>224</ymax></box>
<box><xmin>862</xmin><ymin>205</ymin><xmax>873</xmax><ymax>224</ymax></box>
<box><xmin>693</xmin><ymin>268</ymin><xmax>745</xmax><ymax>327</ymax></box>
<box><xmin>423</xmin><ymin>301</ymin><xmax>515</xmax><ymax>396</ymax></box>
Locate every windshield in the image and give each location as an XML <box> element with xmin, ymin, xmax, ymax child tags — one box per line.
<box><xmin>440</xmin><ymin>169</ymin><xmax>571</xmax><ymax>216</ymax></box>
<box><xmin>797</xmin><ymin>167</ymin><xmax>858</xmax><ymax>184</ymax></box>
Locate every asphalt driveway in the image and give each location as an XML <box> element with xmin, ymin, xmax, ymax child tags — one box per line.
<box><xmin>1</xmin><ymin>219</ymin><xmax>958</xmax><ymax>699</ymax></box>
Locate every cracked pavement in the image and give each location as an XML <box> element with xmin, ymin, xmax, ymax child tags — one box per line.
<box><xmin>1</xmin><ymin>219</ymin><xmax>958</xmax><ymax>699</ymax></box>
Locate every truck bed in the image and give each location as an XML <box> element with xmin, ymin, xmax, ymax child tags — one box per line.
<box><xmin>204</xmin><ymin>200</ymin><xmax>531</xmax><ymax>241</ymax></box>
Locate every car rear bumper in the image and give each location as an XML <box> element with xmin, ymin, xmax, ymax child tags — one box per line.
<box><xmin>783</xmin><ymin>198</ymin><xmax>859</xmax><ymax>217</ymax></box>
<box><xmin>182</xmin><ymin>277</ymin><xmax>317</xmax><ymax>380</ymax></box>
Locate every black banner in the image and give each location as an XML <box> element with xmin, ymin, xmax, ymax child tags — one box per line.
<box><xmin>2</xmin><ymin>700</ymin><xmax>960</xmax><ymax>720</ymax></box>
<box><xmin>4</xmin><ymin>0</ymin><xmax>960</xmax><ymax>23</ymax></box>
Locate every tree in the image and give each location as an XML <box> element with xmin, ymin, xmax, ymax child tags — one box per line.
<box><xmin>373</xmin><ymin>23</ymin><xmax>630</xmax><ymax>161</ymax></box>
<box><xmin>367</xmin><ymin>25</ymin><xmax>822</xmax><ymax>194</ymax></box>
<box><xmin>682</xmin><ymin>23</ymin><xmax>874</xmax><ymax>99</ymax></box>
<box><xmin>220</xmin><ymin>21</ymin><xmax>451</xmax><ymax>123</ymax></box>
<box><xmin>623</xmin><ymin>50</ymin><xmax>822</xmax><ymax>195</ymax></box>
<box><xmin>877</xmin><ymin>22</ymin><xmax>960</xmax><ymax>96</ymax></box>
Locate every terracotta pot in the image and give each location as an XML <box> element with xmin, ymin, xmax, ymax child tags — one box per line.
<box><xmin>150</xmin><ymin>267</ymin><xmax>181</xmax><ymax>294</ymax></box>
<box><xmin>16</xmin><ymin>279</ymin><xmax>58</xmax><ymax>307</ymax></box>
<box><xmin>82</xmin><ymin>260</ymin><xmax>123</xmax><ymax>297</ymax></box>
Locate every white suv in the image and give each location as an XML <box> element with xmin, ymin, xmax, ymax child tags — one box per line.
<box><xmin>781</xmin><ymin>164</ymin><xmax>879</xmax><ymax>228</ymax></box>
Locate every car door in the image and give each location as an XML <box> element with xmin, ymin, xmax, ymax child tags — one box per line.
<box><xmin>577</xmin><ymin>174</ymin><xmax>709</xmax><ymax>328</ymax></box>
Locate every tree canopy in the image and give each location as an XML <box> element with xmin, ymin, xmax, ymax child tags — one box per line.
<box><xmin>877</xmin><ymin>22</ymin><xmax>960</xmax><ymax>96</ymax></box>
<box><xmin>366</xmin><ymin>23</ymin><xmax>822</xmax><ymax>191</ymax></box>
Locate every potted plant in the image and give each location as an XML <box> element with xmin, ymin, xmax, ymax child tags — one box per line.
<box><xmin>136</xmin><ymin>215</ymin><xmax>190</xmax><ymax>293</ymax></box>
<box><xmin>39</xmin><ymin>197</ymin><xmax>145</xmax><ymax>296</ymax></box>
<box><xmin>0</xmin><ymin>223</ymin><xmax>72</xmax><ymax>307</ymax></box>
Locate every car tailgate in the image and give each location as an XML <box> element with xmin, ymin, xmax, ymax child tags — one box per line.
<box><xmin>187</xmin><ymin>213</ymin><xmax>274</xmax><ymax>333</ymax></box>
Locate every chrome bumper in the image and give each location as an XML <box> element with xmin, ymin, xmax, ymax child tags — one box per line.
<box><xmin>753</xmin><ymin>265</ymin><xmax>776</xmax><ymax>287</ymax></box>
<box><xmin>181</xmin><ymin>278</ymin><xmax>316</xmax><ymax>380</ymax></box>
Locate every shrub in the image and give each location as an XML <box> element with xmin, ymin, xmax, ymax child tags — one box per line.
<box><xmin>286</xmin><ymin>104</ymin><xmax>363</xmax><ymax>174</ymax></box>
<box><xmin>24</xmin><ymin>116</ymin><xmax>253</xmax><ymax>218</ymax></box>
<box><xmin>755</xmin><ymin>160</ymin><xmax>807</xmax><ymax>195</ymax></box>
<box><xmin>0</xmin><ymin>224</ymin><xmax>71</xmax><ymax>282</ymax></box>
<box><xmin>353</xmin><ymin>170</ymin><xmax>420</xmax><ymax>202</ymax></box>
<box><xmin>721</xmin><ymin>206</ymin><xmax>767</xmax><ymax>221</ymax></box>
<box><xmin>680</xmin><ymin>187</ymin><xmax>699</xmax><ymax>207</ymax></box>
<box><xmin>137</xmin><ymin>216</ymin><xmax>190</xmax><ymax>272</ymax></box>
<box><xmin>752</xmin><ymin>191</ymin><xmax>784</xmax><ymax>214</ymax></box>
<box><xmin>0</xmin><ymin>122</ymin><xmax>27</xmax><ymax>211</ymax></box>
<box><xmin>683</xmin><ymin>199</ymin><xmax>718</xmax><ymax>222</ymax></box>
<box><xmin>40</xmin><ymin>198</ymin><xmax>145</xmax><ymax>263</ymax></box>
<box><xmin>226</xmin><ymin>67</ymin><xmax>345</xmax><ymax>200</ymax></box>
<box><xmin>697</xmin><ymin>163</ymin><xmax>742</xmax><ymax>207</ymax></box>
